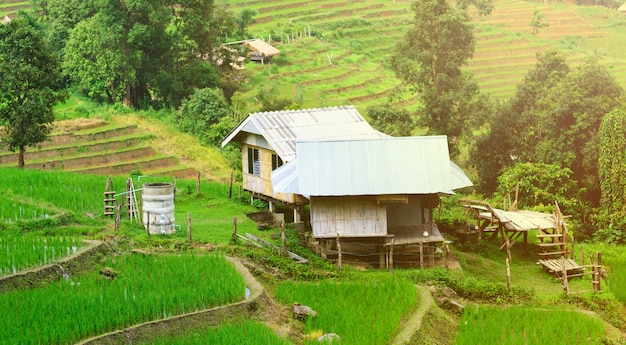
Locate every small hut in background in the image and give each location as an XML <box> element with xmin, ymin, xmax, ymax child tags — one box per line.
<box><xmin>619</xmin><ymin>3</ymin><xmax>626</xmax><ymax>15</ymax></box>
<box><xmin>2</xmin><ymin>15</ymin><xmax>12</xmax><ymax>25</ymax></box>
<box><xmin>243</xmin><ymin>39</ymin><xmax>280</xmax><ymax>63</ymax></box>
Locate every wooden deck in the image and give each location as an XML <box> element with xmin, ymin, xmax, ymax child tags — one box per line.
<box><xmin>537</xmin><ymin>258</ymin><xmax>585</xmax><ymax>278</ymax></box>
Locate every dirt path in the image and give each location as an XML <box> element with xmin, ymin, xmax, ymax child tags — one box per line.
<box><xmin>391</xmin><ymin>285</ymin><xmax>435</xmax><ymax>345</ymax></box>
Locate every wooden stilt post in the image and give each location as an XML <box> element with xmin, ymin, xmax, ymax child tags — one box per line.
<box><xmin>336</xmin><ymin>233</ymin><xmax>342</xmax><ymax>275</ymax></box>
<box><xmin>388</xmin><ymin>238</ymin><xmax>394</xmax><ymax>274</ymax></box>
<box><xmin>419</xmin><ymin>241</ymin><xmax>423</xmax><ymax>269</ymax></box>
<box><xmin>281</xmin><ymin>222</ymin><xmax>287</xmax><ymax>257</ymax></box>
<box><xmin>187</xmin><ymin>213</ymin><xmax>191</xmax><ymax>243</ymax></box>
<box><xmin>561</xmin><ymin>256</ymin><xmax>569</xmax><ymax>294</ymax></box>
<box><xmin>231</xmin><ymin>217</ymin><xmax>237</xmax><ymax>244</ymax></box>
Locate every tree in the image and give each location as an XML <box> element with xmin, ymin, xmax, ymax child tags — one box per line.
<box><xmin>456</xmin><ymin>0</ymin><xmax>494</xmax><ymax>18</ymax></box>
<box><xmin>596</xmin><ymin>108</ymin><xmax>626</xmax><ymax>243</ymax></box>
<box><xmin>178</xmin><ymin>88</ymin><xmax>229</xmax><ymax>145</ymax></box>
<box><xmin>235</xmin><ymin>8</ymin><xmax>256</xmax><ymax>39</ymax></box>
<box><xmin>530</xmin><ymin>9</ymin><xmax>548</xmax><ymax>35</ymax></box>
<box><xmin>0</xmin><ymin>18</ymin><xmax>67</xmax><ymax>168</ymax></box>
<box><xmin>391</xmin><ymin>0</ymin><xmax>481</xmax><ymax>156</ymax></box>
<box><xmin>494</xmin><ymin>162</ymin><xmax>584</xmax><ymax>215</ymax></box>
<box><xmin>472</xmin><ymin>50</ymin><xmax>570</xmax><ymax>194</ymax></box>
<box><xmin>366</xmin><ymin>104</ymin><xmax>414</xmax><ymax>137</ymax></box>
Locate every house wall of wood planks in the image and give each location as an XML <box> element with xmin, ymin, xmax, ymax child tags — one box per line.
<box><xmin>241</xmin><ymin>142</ymin><xmax>305</xmax><ymax>205</ymax></box>
<box><xmin>311</xmin><ymin>196</ymin><xmax>387</xmax><ymax>238</ymax></box>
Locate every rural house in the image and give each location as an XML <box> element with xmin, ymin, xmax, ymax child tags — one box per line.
<box><xmin>271</xmin><ymin>136</ymin><xmax>473</xmax><ymax>266</ymax></box>
<box><xmin>222</xmin><ymin>106</ymin><xmax>473</xmax><ymax>266</ymax></box>
<box><xmin>221</xmin><ymin>106</ymin><xmax>387</xmax><ymax>223</ymax></box>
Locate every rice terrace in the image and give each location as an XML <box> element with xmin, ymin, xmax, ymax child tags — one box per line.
<box><xmin>2</xmin><ymin>0</ymin><xmax>626</xmax><ymax>344</ymax></box>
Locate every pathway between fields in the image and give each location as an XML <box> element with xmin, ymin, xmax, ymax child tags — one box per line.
<box><xmin>391</xmin><ymin>285</ymin><xmax>435</xmax><ymax>345</ymax></box>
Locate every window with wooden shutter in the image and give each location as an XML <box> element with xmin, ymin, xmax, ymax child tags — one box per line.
<box><xmin>247</xmin><ymin>147</ymin><xmax>260</xmax><ymax>176</ymax></box>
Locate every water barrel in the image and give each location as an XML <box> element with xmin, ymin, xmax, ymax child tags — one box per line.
<box><xmin>142</xmin><ymin>182</ymin><xmax>175</xmax><ymax>234</ymax></box>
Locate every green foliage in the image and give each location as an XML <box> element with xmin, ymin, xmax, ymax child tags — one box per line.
<box><xmin>597</xmin><ymin>108</ymin><xmax>626</xmax><ymax>243</ymax></box>
<box><xmin>178</xmin><ymin>88</ymin><xmax>229</xmax><ymax>145</ymax></box>
<box><xmin>0</xmin><ymin>18</ymin><xmax>68</xmax><ymax>168</ymax></box>
<box><xmin>473</xmin><ymin>50</ymin><xmax>623</xmax><ymax>211</ymax></box>
<box><xmin>530</xmin><ymin>9</ymin><xmax>549</xmax><ymax>35</ymax></box>
<box><xmin>494</xmin><ymin>162</ymin><xmax>585</xmax><ymax>216</ymax></box>
<box><xmin>365</xmin><ymin>103</ymin><xmax>414</xmax><ymax>136</ymax></box>
<box><xmin>235</xmin><ymin>8</ymin><xmax>257</xmax><ymax>39</ymax></box>
<box><xmin>567</xmin><ymin>292</ymin><xmax>626</xmax><ymax>330</ymax></box>
<box><xmin>456</xmin><ymin>0</ymin><xmax>494</xmax><ymax>17</ymax></box>
<box><xmin>391</xmin><ymin>0</ymin><xmax>483</xmax><ymax>156</ymax></box>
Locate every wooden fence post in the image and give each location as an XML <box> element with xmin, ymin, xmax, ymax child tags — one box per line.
<box><xmin>597</xmin><ymin>252</ymin><xmax>602</xmax><ymax>292</ymax></box>
<box><xmin>187</xmin><ymin>213</ymin><xmax>191</xmax><ymax>243</ymax></box>
<box><xmin>231</xmin><ymin>217</ymin><xmax>237</xmax><ymax>244</ymax></box>
<box><xmin>229</xmin><ymin>171</ymin><xmax>233</xmax><ymax>199</ymax></box>
<box><xmin>336</xmin><ymin>233</ymin><xmax>342</xmax><ymax>275</ymax></box>
<box><xmin>146</xmin><ymin>211</ymin><xmax>151</xmax><ymax>238</ymax></box>
<box><xmin>114</xmin><ymin>204</ymin><xmax>122</xmax><ymax>231</ymax></box>
<box><xmin>506</xmin><ymin>258</ymin><xmax>511</xmax><ymax>291</ymax></box>
<box><xmin>196</xmin><ymin>172</ymin><xmax>200</xmax><ymax>196</ymax></box>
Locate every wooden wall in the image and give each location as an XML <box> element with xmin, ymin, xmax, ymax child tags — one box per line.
<box><xmin>310</xmin><ymin>196</ymin><xmax>387</xmax><ymax>238</ymax></box>
<box><xmin>241</xmin><ymin>142</ymin><xmax>302</xmax><ymax>205</ymax></box>
<box><xmin>386</xmin><ymin>195</ymin><xmax>429</xmax><ymax>227</ymax></box>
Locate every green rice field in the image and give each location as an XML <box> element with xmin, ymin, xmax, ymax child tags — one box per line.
<box><xmin>276</xmin><ymin>274</ymin><xmax>417</xmax><ymax>345</ymax></box>
<box><xmin>0</xmin><ymin>230</ymin><xmax>81</xmax><ymax>276</ymax></box>
<box><xmin>455</xmin><ymin>305</ymin><xmax>605</xmax><ymax>345</ymax></box>
<box><xmin>0</xmin><ymin>252</ymin><xmax>245</xmax><ymax>344</ymax></box>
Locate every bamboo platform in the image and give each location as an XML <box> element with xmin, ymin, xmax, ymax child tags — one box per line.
<box><xmin>537</xmin><ymin>258</ymin><xmax>585</xmax><ymax>278</ymax></box>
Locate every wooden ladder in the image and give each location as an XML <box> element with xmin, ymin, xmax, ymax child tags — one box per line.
<box><xmin>537</xmin><ymin>201</ymin><xmax>569</xmax><ymax>258</ymax></box>
<box><xmin>104</xmin><ymin>177</ymin><xmax>116</xmax><ymax>218</ymax></box>
<box><xmin>126</xmin><ymin>178</ymin><xmax>140</xmax><ymax>222</ymax></box>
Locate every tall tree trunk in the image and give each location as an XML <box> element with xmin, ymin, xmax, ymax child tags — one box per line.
<box><xmin>18</xmin><ymin>146</ymin><xmax>25</xmax><ymax>169</ymax></box>
<box><xmin>120</xmin><ymin>0</ymin><xmax>132</xmax><ymax>108</ymax></box>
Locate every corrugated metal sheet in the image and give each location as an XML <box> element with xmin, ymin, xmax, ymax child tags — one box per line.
<box><xmin>276</xmin><ymin>136</ymin><xmax>473</xmax><ymax>196</ymax></box>
<box><xmin>222</xmin><ymin>106</ymin><xmax>386</xmax><ymax>162</ymax></box>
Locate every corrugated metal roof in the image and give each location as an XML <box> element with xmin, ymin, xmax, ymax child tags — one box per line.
<box><xmin>273</xmin><ymin>136</ymin><xmax>473</xmax><ymax>196</ymax></box>
<box><xmin>221</xmin><ymin>106</ymin><xmax>386</xmax><ymax>162</ymax></box>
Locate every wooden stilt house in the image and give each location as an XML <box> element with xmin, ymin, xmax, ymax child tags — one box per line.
<box><xmin>221</xmin><ymin>106</ymin><xmax>387</xmax><ymax>222</ymax></box>
<box><xmin>272</xmin><ymin>136</ymin><xmax>473</xmax><ymax>266</ymax></box>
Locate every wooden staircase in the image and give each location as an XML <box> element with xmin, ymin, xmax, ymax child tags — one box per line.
<box><xmin>537</xmin><ymin>202</ymin><xmax>568</xmax><ymax>259</ymax></box>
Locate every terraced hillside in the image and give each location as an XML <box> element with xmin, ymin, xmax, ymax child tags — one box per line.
<box><xmin>0</xmin><ymin>119</ymin><xmax>199</xmax><ymax>179</ymax></box>
<box><xmin>222</xmin><ymin>0</ymin><xmax>626</xmax><ymax>108</ymax></box>
<box><xmin>0</xmin><ymin>0</ymin><xmax>28</xmax><ymax>19</ymax></box>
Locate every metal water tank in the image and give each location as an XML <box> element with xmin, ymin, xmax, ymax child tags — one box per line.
<box><xmin>142</xmin><ymin>182</ymin><xmax>175</xmax><ymax>234</ymax></box>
